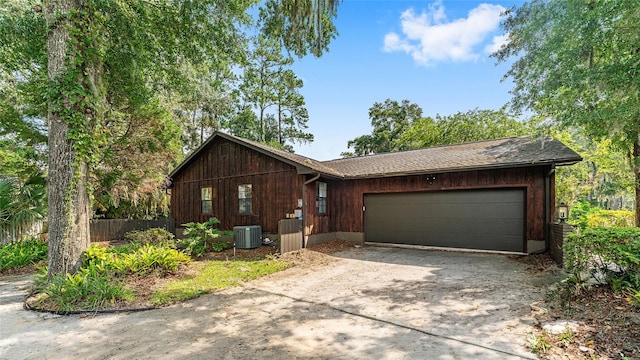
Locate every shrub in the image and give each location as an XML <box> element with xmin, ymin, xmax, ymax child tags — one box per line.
<box><xmin>35</xmin><ymin>242</ymin><xmax>190</xmax><ymax>311</ymax></box>
<box><xmin>84</xmin><ymin>243</ymin><xmax>190</xmax><ymax>276</ymax></box>
<box><xmin>564</xmin><ymin>227</ymin><xmax>640</xmax><ymax>294</ymax></box>
<box><xmin>569</xmin><ymin>201</ymin><xmax>635</xmax><ymax>229</ymax></box>
<box><xmin>180</xmin><ymin>217</ymin><xmax>232</xmax><ymax>257</ymax></box>
<box><xmin>0</xmin><ymin>238</ymin><xmax>48</xmax><ymax>272</ymax></box>
<box><xmin>124</xmin><ymin>228</ymin><xmax>176</xmax><ymax>248</ymax></box>
<box><xmin>585</xmin><ymin>209</ymin><xmax>635</xmax><ymax>228</ymax></box>
<box><xmin>34</xmin><ymin>268</ymin><xmax>132</xmax><ymax>311</ymax></box>
<box><xmin>112</xmin><ymin>245</ymin><xmax>190</xmax><ymax>275</ymax></box>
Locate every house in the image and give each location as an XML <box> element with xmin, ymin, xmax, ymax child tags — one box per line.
<box><xmin>168</xmin><ymin>132</ymin><xmax>581</xmax><ymax>254</ymax></box>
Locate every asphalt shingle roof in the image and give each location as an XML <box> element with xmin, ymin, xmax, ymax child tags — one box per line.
<box><xmin>322</xmin><ymin>136</ymin><xmax>582</xmax><ymax>178</ymax></box>
<box><xmin>170</xmin><ymin>133</ymin><xmax>581</xmax><ymax>181</ymax></box>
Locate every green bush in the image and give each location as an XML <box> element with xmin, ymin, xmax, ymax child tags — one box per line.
<box><xmin>37</xmin><ymin>242</ymin><xmax>191</xmax><ymax>311</ymax></box>
<box><xmin>569</xmin><ymin>201</ymin><xmax>635</xmax><ymax>229</ymax></box>
<box><xmin>564</xmin><ymin>227</ymin><xmax>640</xmax><ymax>297</ymax></box>
<box><xmin>0</xmin><ymin>238</ymin><xmax>48</xmax><ymax>272</ymax></box>
<box><xmin>124</xmin><ymin>228</ymin><xmax>176</xmax><ymax>248</ymax></box>
<box><xmin>35</xmin><ymin>268</ymin><xmax>132</xmax><ymax>311</ymax></box>
<box><xmin>180</xmin><ymin>217</ymin><xmax>233</xmax><ymax>257</ymax></box>
<box><xmin>83</xmin><ymin>243</ymin><xmax>190</xmax><ymax>276</ymax></box>
<box><xmin>585</xmin><ymin>209</ymin><xmax>635</xmax><ymax>228</ymax></box>
<box><xmin>112</xmin><ymin>245</ymin><xmax>190</xmax><ymax>275</ymax></box>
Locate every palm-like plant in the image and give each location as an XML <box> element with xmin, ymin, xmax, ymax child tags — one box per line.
<box><xmin>0</xmin><ymin>175</ymin><xmax>47</xmax><ymax>244</ymax></box>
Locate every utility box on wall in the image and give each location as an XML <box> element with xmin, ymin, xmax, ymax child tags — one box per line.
<box><xmin>233</xmin><ymin>225</ymin><xmax>262</xmax><ymax>249</ymax></box>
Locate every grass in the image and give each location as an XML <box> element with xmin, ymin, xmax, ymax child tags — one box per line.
<box><xmin>151</xmin><ymin>259</ymin><xmax>290</xmax><ymax>305</ymax></box>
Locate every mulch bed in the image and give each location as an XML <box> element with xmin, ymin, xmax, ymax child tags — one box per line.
<box><xmin>535</xmin><ymin>286</ymin><xmax>640</xmax><ymax>360</ymax></box>
<box><xmin>512</xmin><ymin>254</ymin><xmax>640</xmax><ymax>359</ymax></box>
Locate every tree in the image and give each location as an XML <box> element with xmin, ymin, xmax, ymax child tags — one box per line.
<box><xmin>343</xmin><ymin>99</ymin><xmax>423</xmax><ymax>157</ymax></box>
<box><xmin>401</xmin><ymin>108</ymin><xmax>534</xmax><ymax>149</ymax></box>
<box><xmin>493</xmin><ymin>0</ymin><xmax>640</xmax><ymax>225</ymax></box>
<box><xmin>232</xmin><ymin>35</ymin><xmax>313</xmax><ymax>149</ymax></box>
<box><xmin>92</xmin><ymin>101</ymin><xmax>183</xmax><ymax>220</ymax></box>
<box><xmin>1</xmin><ymin>0</ymin><xmax>340</xmax><ymax>277</ymax></box>
<box><xmin>258</xmin><ymin>0</ymin><xmax>339</xmax><ymax>58</ymax></box>
<box><xmin>174</xmin><ymin>63</ymin><xmax>240</xmax><ymax>153</ymax></box>
<box><xmin>237</xmin><ymin>36</ymin><xmax>286</xmax><ymax>142</ymax></box>
<box><xmin>274</xmin><ymin>69</ymin><xmax>313</xmax><ymax>147</ymax></box>
<box><xmin>343</xmin><ymin>101</ymin><xmax>532</xmax><ymax>157</ymax></box>
<box><xmin>553</xmin><ymin>129</ymin><xmax>634</xmax><ymax>209</ymax></box>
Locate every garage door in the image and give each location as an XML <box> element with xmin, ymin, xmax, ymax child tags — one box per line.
<box><xmin>364</xmin><ymin>189</ymin><xmax>525</xmax><ymax>252</ymax></box>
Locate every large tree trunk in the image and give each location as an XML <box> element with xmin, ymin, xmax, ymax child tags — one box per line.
<box><xmin>46</xmin><ymin>0</ymin><xmax>91</xmax><ymax>277</ymax></box>
<box><xmin>635</xmin><ymin>137</ymin><xmax>640</xmax><ymax>227</ymax></box>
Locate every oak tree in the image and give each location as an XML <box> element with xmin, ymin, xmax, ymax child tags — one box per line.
<box><xmin>494</xmin><ymin>0</ymin><xmax>640</xmax><ymax>225</ymax></box>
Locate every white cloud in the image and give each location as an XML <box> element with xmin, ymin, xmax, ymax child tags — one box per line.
<box><xmin>383</xmin><ymin>1</ymin><xmax>506</xmax><ymax>66</ymax></box>
<box><xmin>484</xmin><ymin>34</ymin><xmax>509</xmax><ymax>54</ymax></box>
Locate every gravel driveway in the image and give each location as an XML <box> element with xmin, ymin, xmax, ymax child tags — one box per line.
<box><xmin>0</xmin><ymin>246</ymin><xmax>556</xmax><ymax>359</ymax></box>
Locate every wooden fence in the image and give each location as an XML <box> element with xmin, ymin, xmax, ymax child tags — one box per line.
<box><xmin>0</xmin><ymin>221</ymin><xmax>45</xmax><ymax>246</ymax></box>
<box><xmin>90</xmin><ymin>219</ymin><xmax>175</xmax><ymax>242</ymax></box>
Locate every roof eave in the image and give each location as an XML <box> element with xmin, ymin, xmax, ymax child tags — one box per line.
<box><xmin>341</xmin><ymin>158</ymin><xmax>583</xmax><ymax>180</ymax></box>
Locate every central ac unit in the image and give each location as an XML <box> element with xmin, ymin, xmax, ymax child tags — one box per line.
<box><xmin>233</xmin><ymin>225</ymin><xmax>262</xmax><ymax>249</ymax></box>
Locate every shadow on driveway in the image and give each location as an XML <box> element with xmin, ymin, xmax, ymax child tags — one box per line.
<box><xmin>0</xmin><ymin>246</ymin><xmax>552</xmax><ymax>359</ymax></box>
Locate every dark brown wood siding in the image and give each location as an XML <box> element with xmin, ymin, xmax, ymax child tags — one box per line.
<box><xmin>304</xmin><ymin>166</ymin><xmax>552</xmax><ymax>242</ymax></box>
<box><xmin>171</xmin><ymin>138</ymin><xmax>304</xmax><ymax>233</ymax></box>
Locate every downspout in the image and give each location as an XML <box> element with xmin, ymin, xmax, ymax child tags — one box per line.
<box><xmin>542</xmin><ymin>165</ymin><xmax>556</xmax><ymax>255</ymax></box>
<box><xmin>302</xmin><ymin>173</ymin><xmax>321</xmax><ymax>248</ymax></box>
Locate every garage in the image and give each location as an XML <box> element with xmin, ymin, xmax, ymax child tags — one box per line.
<box><xmin>364</xmin><ymin>189</ymin><xmax>525</xmax><ymax>252</ymax></box>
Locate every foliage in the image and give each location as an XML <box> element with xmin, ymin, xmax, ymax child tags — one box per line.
<box><xmin>91</xmin><ymin>101</ymin><xmax>183</xmax><ymax>219</ymax></box>
<box><xmin>34</xmin><ymin>266</ymin><xmax>133</xmax><ymax>311</ymax></box>
<box><xmin>0</xmin><ymin>0</ymin><xmax>340</xmax><ymax>277</ymax></box>
<box><xmin>0</xmin><ymin>238</ymin><xmax>47</xmax><ymax>272</ymax></box>
<box><xmin>343</xmin><ymin>99</ymin><xmax>423</xmax><ymax>156</ymax></box>
<box><xmin>0</xmin><ymin>138</ymin><xmax>46</xmax><ymax>182</ymax></box>
<box><xmin>174</xmin><ymin>64</ymin><xmax>238</xmax><ymax>153</ymax></box>
<box><xmin>343</xmin><ymin>102</ymin><xmax>534</xmax><ymax>157</ymax></box>
<box><xmin>230</xmin><ymin>35</ymin><xmax>313</xmax><ymax>148</ymax></box>
<box><xmin>151</xmin><ymin>259</ymin><xmax>290</xmax><ymax>305</ymax></box>
<box><xmin>494</xmin><ymin>0</ymin><xmax>640</xmax><ymax>226</ymax></box>
<box><xmin>564</xmin><ymin>227</ymin><xmax>640</xmax><ymax>294</ymax></box>
<box><xmin>124</xmin><ymin>228</ymin><xmax>176</xmax><ymax>249</ymax></box>
<box><xmin>180</xmin><ymin>218</ymin><xmax>233</xmax><ymax>257</ymax></box>
<box><xmin>586</xmin><ymin>210</ymin><xmax>635</xmax><ymax>229</ymax></box>
<box><xmin>569</xmin><ymin>202</ymin><xmax>635</xmax><ymax>230</ymax></box>
<box><xmin>211</xmin><ymin>241</ymin><xmax>232</xmax><ymax>253</ymax></box>
<box><xmin>527</xmin><ymin>332</ymin><xmax>551</xmax><ymax>354</ymax></box>
<box><xmin>33</xmin><ymin>241</ymin><xmax>191</xmax><ymax>311</ymax></box>
<box><xmin>552</xmin><ymin>129</ymin><xmax>634</xmax><ymax>209</ymax></box>
<box><xmin>84</xmin><ymin>244</ymin><xmax>190</xmax><ymax>276</ymax></box>
<box><xmin>403</xmin><ymin>108</ymin><xmax>535</xmax><ymax>149</ymax></box>
<box><xmin>258</xmin><ymin>0</ymin><xmax>340</xmax><ymax>58</ymax></box>
<box><xmin>0</xmin><ymin>175</ymin><xmax>46</xmax><ymax>242</ymax></box>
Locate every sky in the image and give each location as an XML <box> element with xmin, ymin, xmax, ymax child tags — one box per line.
<box><xmin>290</xmin><ymin>0</ymin><xmax>525</xmax><ymax>161</ymax></box>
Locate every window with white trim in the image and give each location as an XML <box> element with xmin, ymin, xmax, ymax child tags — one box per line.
<box><xmin>316</xmin><ymin>182</ymin><xmax>327</xmax><ymax>214</ymax></box>
<box><xmin>201</xmin><ymin>187</ymin><xmax>212</xmax><ymax>214</ymax></box>
<box><xmin>238</xmin><ymin>184</ymin><xmax>252</xmax><ymax>214</ymax></box>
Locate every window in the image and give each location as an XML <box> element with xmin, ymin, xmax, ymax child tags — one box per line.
<box><xmin>201</xmin><ymin>187</ymin><xmax>212</xmax><ymax>214</ymax></box>
<box><xmin>219</xmin><ymin>143</ymin><xmax>229</xmax><ymax>157</ymax></box>
<box><xmin>316</xmin><ymin>182</ymin><xmax>327</xmax><ymax>214</ymax></box>
<box><xmin>238</xmin><ymin>184</ymin><xmax>252</xmax><ymax>214</ymax></box>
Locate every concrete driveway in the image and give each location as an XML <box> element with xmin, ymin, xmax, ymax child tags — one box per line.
<box><xmin>0</xmin><ymin>246</ymin><xmax>555</xmax><ymax>359</ymax></box>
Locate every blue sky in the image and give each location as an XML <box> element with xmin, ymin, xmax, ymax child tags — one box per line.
<box><xmin>291</xmin><ymin>0</ymin><xmax>525</xmax><ymax>160</ymax></box>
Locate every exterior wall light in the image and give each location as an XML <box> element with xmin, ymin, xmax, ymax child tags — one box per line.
<box><xmin>557</xmin><ymin>202</ymin><xmax>569</xmax><ymax>223</ymax></box>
